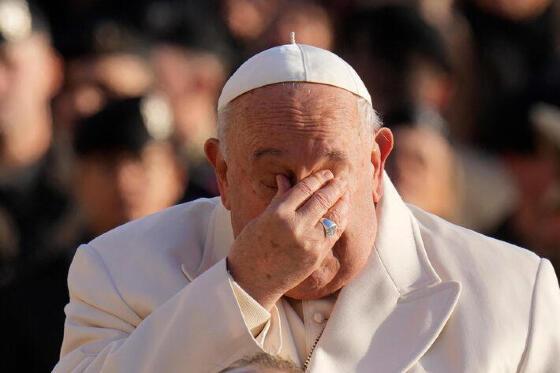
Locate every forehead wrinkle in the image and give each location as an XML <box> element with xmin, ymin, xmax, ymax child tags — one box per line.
<box><xmin>239</xmin><ymin>106</ymin><xmax>356</xmax><ymax>143</ymax></box>
<box><xmin>235</xmin><ymin>84</ymin><xmax>358</xmax><ymax>126</ymax></box>
<box><xmin>227</xmin><ymin>83</ymin><xmax>364</xmax><ymax>163</ymax></box>
<box><xmin>250</xmin><ymin>135</ymin><xmax>350</xmax><ymax>168</ymax></box>
<box><xmin>244</xmin><ymin>125</ymin><xmax>341</xmax><ymax>160</ymax></box>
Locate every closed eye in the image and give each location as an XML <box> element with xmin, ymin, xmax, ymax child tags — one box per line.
<box><xmin>261</xmin><ymin>181</ymin><xmax>278</xmax><ymax>190</ymax></box>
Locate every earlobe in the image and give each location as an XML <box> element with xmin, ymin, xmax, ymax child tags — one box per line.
<box><xmin>204</xmin><ymin>138</ymin><xmax>230</xmax><ymax>209</ymax></box>
<box><xmin>372</xmin><ymin>128</ymin><xmax>394</xmax><ymax>203</ymax></box>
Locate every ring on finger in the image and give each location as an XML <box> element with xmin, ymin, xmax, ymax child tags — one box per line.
<box><xmin>320</xmin><ymin>218</ymin><xmax>337</xmax><ymax>238</ymax></box>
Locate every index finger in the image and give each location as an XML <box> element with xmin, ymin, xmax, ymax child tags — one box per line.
<box><xmin>276</xmin><ymin>170</ymin><xmax>334</xmax><ymax>210</ymax></box>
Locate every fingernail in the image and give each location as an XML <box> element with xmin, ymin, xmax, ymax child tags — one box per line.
<box><xmin>322</xmin><ymin>170</ymin><xmax>334</xmax><ymax>178</ymax></box>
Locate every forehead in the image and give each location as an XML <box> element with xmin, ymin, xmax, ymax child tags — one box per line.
<box><xmin>228</xmin><ymin>83</ymin><xmax>363</xmax><ymax>157</ymax></box>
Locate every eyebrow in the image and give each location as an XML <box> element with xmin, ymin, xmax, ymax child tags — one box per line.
<box><xmin>324</xmin><ymin>149</ymin><xmax>348</xmax><ymax>162</ymax></box>
<box><xmin>253</xmin><ymin>147</ymin><xmax>284</xmax><ymax>160</ymax></box>
<box><xmin>252</xmin><ymin>147</ymin><xmax>348</xmax><ymax>162</ymax></box>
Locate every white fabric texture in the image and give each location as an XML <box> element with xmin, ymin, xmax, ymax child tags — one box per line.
<box><xmin>229</xmin><ymin>277</ymin><xmax>271</xmax><ymax>336</ymax></box>
<box><xmin>232</xmin><ymin>278</ymin><xmax>338</xmax><ymax>366</ymax></box>
<box><xmin>54</xmin><ymin>175</ymin><xmax>560</xmax><ymax>372</ymax></box>
<box><xmin>217</xmin><ymin>42</ymin><xmax>372</xmax><ymax>111</ymax></box>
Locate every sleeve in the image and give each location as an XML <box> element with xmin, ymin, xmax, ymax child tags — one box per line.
<box><xmin>518</xmin><ymin>258</ymin><xmax>560</xmax><ymax>373</ymax></box>
<box><xmin>54</xmin><ymin>244</ymin><xmax>272</xmax><ymax>373</ymax></box>
<box><xmin>229</xmin><ymin>277</ymin><xmax>271</xmax><ymax>336</ymax></box>
<box><xmin>228</xmin><ymin>276</ymin><xmax>283</xmax><ymax>352</ymax></box>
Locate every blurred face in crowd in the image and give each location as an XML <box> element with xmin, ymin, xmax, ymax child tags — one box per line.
<box><xmin>420</xmin><ymin>0</ymin><xmax>454</xmax><ymax>26</ymax></box>
<box><xmin>347</xmin><ymin>52</ymin><xmax>451</xmax><ymax>119</ymax></box>
<box><xmin>387</xmin><ymin>124</ymin><xmax>458</xmax><ymax>220</ymax></box>
<box><xmin>74</xmin><ymin>142</ymin><xmax>184</xmax><ymax>235</ymax></box>
<box><xmin>0</xmin><ymin>33</ymin><xmax>61</xmax><ymax>167</ymax></box>
<box><xmin>209</xmin><ymin>83</ymin><xmax>393</xmax><ymax>299</ymax></box>
<box><xmin>506</xmin><ymin>142</ymin><xmax>560</xmax><ymax>261</ymax></box>
<box><xmin>152</xmin><ymin>45</ymin><xmax>225</xmax><ymax>159</ymax></box>
<box><xmin>473</xmin><ymin>0</ymin><xmax>552</xmax><ymax>20</ymax></box>
<box><xmin>264</xmin><ymin>1</ymin><xmax>333</xmax><ymax>50</ymax></box>
<box><xmin>53</xmin><ymin>53</ymin><xmax>153</xmax><ymax>131</ymax></box>
<box><xmin>222</xmin><ymin>0</ymin><xmax>280</xmax><ymax>43</ymax></box>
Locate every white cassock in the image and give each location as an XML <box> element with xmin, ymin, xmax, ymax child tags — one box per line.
<box><xmin>54</xmin><ymin>175</ymin><xmax>560</xmax><ymax>372</ymax></box>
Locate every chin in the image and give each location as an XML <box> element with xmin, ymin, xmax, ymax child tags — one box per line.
<box><xmin>284</xmin><ymin>255</ymin><xmax>343</xmax><ymax>300</ymax></box>
<box><xmin>285</xmin><ymin>243</ymin><xmax>372</xmax><ymax>300</ymax></box>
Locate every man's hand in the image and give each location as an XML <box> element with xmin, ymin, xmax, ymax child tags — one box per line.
<box><xmin>227</xmin><ymin>170</ymin><xmax>349</xmax><ymax>310</ymax></box>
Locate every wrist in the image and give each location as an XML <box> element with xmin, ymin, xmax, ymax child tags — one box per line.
<box><xmin>226</xmin><ymin>257</ymin><xmax>283</xmax><ymax>311</ymax></box>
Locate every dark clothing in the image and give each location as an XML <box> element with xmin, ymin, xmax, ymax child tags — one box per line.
<box><xmin>0</xmin><ymin>224</ymin><xmax>94</xmax><ymax>373</ymax></box>
<box><xmin>0</xmin><ymin>153</ymin><xmax>74</xmax><ymax>371</ymax></box>
<box><xmin>461</xmin><ymin>3</ymin><xmax>559</xmax><ymax>152</ymax></box>
<box><xmin>180</xmin><ymin>163</ymin><xmax>219</xmax><ymax>203</ymax></box>
<box><xmin>0</xmin><ymin>250</ymin><xmax>73</xmax><ymax>373</ymax></box>
<box><xmin>0</xmin><ymin>153</ymin><xmax>73</xmax><ymax>287</ymax></box>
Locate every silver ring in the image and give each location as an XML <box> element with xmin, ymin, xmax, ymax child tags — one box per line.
<box><xmin>320</xmin><ymin>218</ymin><xmax>337</xmax><ymax>238</ymax></box>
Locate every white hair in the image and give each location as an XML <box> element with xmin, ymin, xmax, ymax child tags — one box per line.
<box><xmin>217</xmin><ymin>89</ymin><xmax>381</xmax><ymax>159</ymax></box>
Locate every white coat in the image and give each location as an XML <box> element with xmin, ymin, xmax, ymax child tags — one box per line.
<box><xmin>54</xmin><ymin>176</ymin><xmax>560</xmax><ymax>372</ymax></box>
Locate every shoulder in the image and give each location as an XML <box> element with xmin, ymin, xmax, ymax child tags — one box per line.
<box><xmin>70</xmin><ymin>198</ymin><xmax>221</xmax><ymax>306</ymax></box>
<box><xmin>410</xmin><ymin>204</ymin><xmax>545</xmax><ymax>328</ymax></box>
<box><xmin>409</xmin><ymin>204</ymin><xmax>541</xmax><ymax>282</ymax></box>
<box><xmin>409</xmin><ymin>205</ymin><xmax>560</xmax><ymax>368</ymax></box>
<box><xmin>410</xmin><ymin>204</ymin><xmax>545</xmax><ymax>322</ymax></box>
<box><xmin>89</xmin><ymin>197</ymin><xmax>220</xmax><ymax>258</ymax></box>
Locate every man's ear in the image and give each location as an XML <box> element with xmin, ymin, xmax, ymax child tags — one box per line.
<box><xmin>372</xmin><ymin>127</ymin><xmax>394</xmax><ymax>203</ymax></box>
<box><xmin>204</xmin><ymin>138</ymin><xmax>230</xmax><ymax>209</ymax></box>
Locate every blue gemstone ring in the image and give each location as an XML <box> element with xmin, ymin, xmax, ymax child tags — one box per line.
<box><xmin>320</xmin><ymin>218</ymin><xmax>337</xmax><ymax>238</ymax></box>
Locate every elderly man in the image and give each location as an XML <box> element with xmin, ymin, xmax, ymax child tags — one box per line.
<box><xmin>54</xmin><ymin>40</ymin><xmax>560</xmax><ymax>372</ymax></box>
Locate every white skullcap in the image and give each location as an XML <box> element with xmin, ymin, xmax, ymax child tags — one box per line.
<box><xmin>217</xmin><ymin>39</ymin><xmax>371</xmax><ymax>111</ymax></box>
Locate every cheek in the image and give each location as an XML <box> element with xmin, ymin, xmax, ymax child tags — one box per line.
<box><xmin>348</xmin><ymin>157</ymin><xmax>375</xmax><ymax>204</ymax></box>
<box><xmin>330</xmin><ymin>223</ymin><xmax>374</xmax><ymax>286</ymax></box>
<box><xmin>228</xmin><ymin>166</ymin><xmax>271</xmax><ymax>236</ymax></box>
<box><xmin>336</xmin><ymin>162</ymin><xmax>377</xmax><ymax>263</ymax></box>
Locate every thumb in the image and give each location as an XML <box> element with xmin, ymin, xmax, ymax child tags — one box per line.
<box><xmin>275</xmin><ymin>174</ymin><xmax>291</xmax><ymax>197</ymax></box>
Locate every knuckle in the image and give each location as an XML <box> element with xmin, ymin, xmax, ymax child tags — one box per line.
<box><xmin>330</xmin><ymin>202</ymin><xmax>347</xmax><ymax>223</ymax></box>
<box><xmin>296</xmin><ymin>179</ymin><xmax>315</xmax><ymax>197</ymax></box>
<box><xmin>312</xmin><ymin>191</ymin><xmax>333</xmax><ymax>211</ymax></box>
<box><xmin>293</xmin><ymin>228</ymin><xmax>313</xmax><ymax>246</ymax></box>
<box><xmin>272</xmin><ymin>206</ymin><xmax>288</xmax><ymax>220</ymax></box>
<box><xmin>292</xmin><ymin>222</ymin><xmax>303</xmax><ymax>235</ymax></box>
<box><xmin>326</xmin><ymin>211</ymin><xmax>340</xmax><ymax>225</ymax></box>
<box><xmin>302</xmin><ymin>241</ymin><xmax>320</xmax><ymax>261</ymax></box>
<box><xmin>302</xmin><ymin>239</ymin><xmax>317</xmax><ymax>253</ymax></box>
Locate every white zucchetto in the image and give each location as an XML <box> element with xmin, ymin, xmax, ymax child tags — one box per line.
<box><xmin>217</xmin><ymin>39</ymin><xmax>372</xmax><ymax>111</ymax></box>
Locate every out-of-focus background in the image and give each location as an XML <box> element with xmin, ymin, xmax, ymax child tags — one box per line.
<box><xmin>0</xmin><ymin>0</ymin><xmax>558</xmax><ymax>370</ymax></box>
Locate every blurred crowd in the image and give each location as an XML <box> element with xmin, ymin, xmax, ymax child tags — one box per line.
<box><xmin>0</xmin><ymin>0</ymin><xmax>559</xmax><ymax>371</ymax></box>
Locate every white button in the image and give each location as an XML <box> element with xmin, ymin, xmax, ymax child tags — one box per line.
<box><xmin>313</xmin><ymin>312</ymin><xmax>325</xmax><ymax>323</ymax></box>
